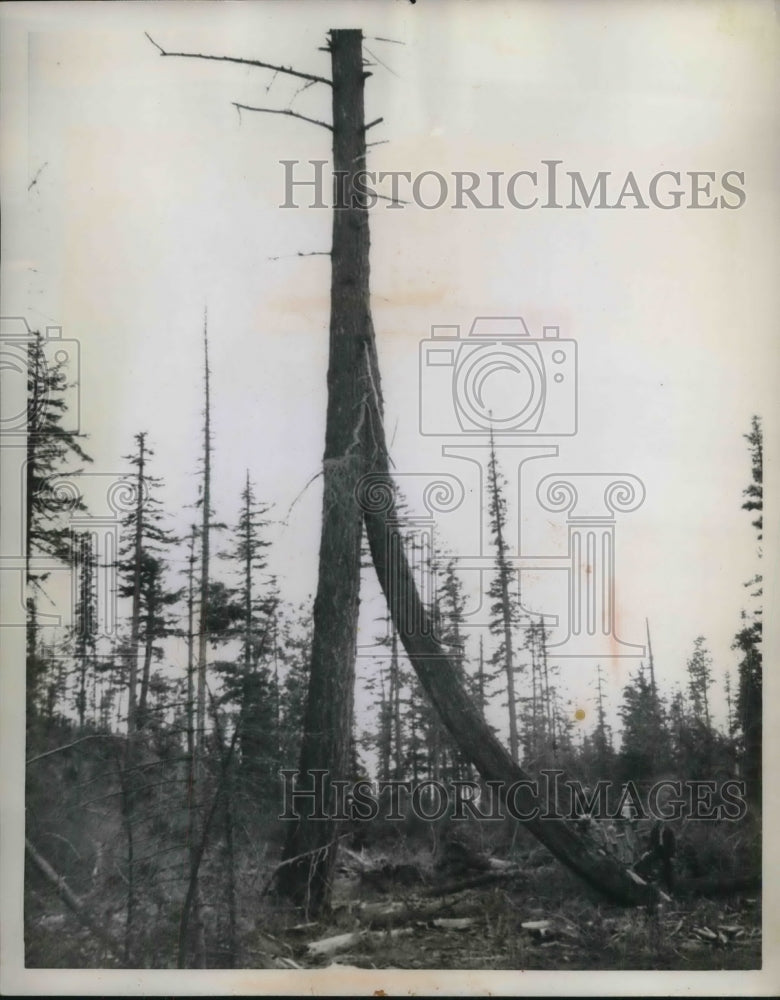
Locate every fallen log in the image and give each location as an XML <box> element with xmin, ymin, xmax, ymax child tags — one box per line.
<box><xmin>422</xmin><ymin>868</ymin><xmax>528</xmax><ymax>897</ymax></box>
<box><xmin>306</xmin><ymin>926</ymin><xmax>412</xmax><ymax>958</ymax></box>
<box><xmin>354</xmin><ymin>898</ymin><xmax>484</xmax><ymax>929</ymax></box>
<box><xmin>306</xmin><ymin>931</ymin><xmax>362</xmax><ymax>958</ymax></box>
<box><xmin>25</xmin><ymin>837</ymin><xmax>122</xmax><ymax>962</ymax></box>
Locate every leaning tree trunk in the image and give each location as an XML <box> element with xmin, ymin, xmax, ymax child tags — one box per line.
<box><xmin>358</xmin><ymin>352</ymin><xmax>661</xmax><ymax>905</ymax></box>
<box><xmin>278</xmin><ymin>28</ymin><xmax>373</xmax><ymax>915</ymax></box>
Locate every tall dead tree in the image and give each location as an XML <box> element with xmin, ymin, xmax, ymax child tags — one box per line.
<box><xmin>186</xmin><ymin>315</ymin><xmax>212</xmax><ymax>966</ymax></box>
<box><xmin>196</xmin><ymin>317</ymin><xmax>212</xmax><ymax>765</ymax></box>
<box><xmin>148</xmin><ymin>26</ymin><xmax>662</xmax><ymax>918</ymax></box>
<box><xmin>486</xmin><ymin>429</ymin><xmax>521</xmax><ymax>762</ymax></box>
<box><xmin>184</xmin><ymin>524</ymin><xmax>197</xmax><ymax>774</ymax></box>
<box><xmin>277</xmin><ymin>29</ymin><xmax>374</xmax><ymax>912</ymax></box>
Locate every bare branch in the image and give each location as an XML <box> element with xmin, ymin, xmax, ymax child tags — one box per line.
<box><xmin>144</xmin><ymin>32</ymin><xmax>332</xmax><ymax>87</ymax></box>
<box><xmin>369</xmin><ymin>35</ymin><xmax>406</xmax><ymax>45</ymax></box>
<box><xmin>365</xmin><ymin>46</ymin><xmax>399</xmax><ymax>79</ymax></box>
<box><xmin>283</xmin><ymin>469</ymin><xmax>324</xmax><ymax>523</ymax></box>
<box><xmin>364</xmin><ymin>117</ymin><xmax>384</xmax><ymax>132</ymax></box>
<box><xmin>268</xmin><ymin>251</ymin><xmax>331</xmax><ymax>262</ymax></box>
<box><xmin>289</xmin><ymin>77</ymin><xmax>317</xmax><ymax>103</ymax></box>
<box><xmin>28</xmin><ymin>161</ymin><xmax>49</xmax><ymax>191</ymax></box>
<box><xmin>374</xmin><ymin>192</ymin><xmax>409</xmax><ymax>207</ymax></box>
<box><xmin>259</xmin><ymin>832</ymin><xmax>352</xmax><ymax>901</ymax></box>
<box><xmin>232</xmin><ymin>102</ymin><xmax>332</xmax><ymax>131</ymax></box>
<box><xmin>26</xmin><ymin>733</ymin><xmax>125</xmax><ymax>766</ymax></box>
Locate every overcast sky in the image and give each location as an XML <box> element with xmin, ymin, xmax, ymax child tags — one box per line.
<box><xmin>2</xmin><ymin>0</ymin><xmax>778</xmax><ymax>740</ymax></box>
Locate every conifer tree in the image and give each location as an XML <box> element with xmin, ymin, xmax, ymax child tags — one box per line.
<box><xmin>72</xmin><ymin>531</ymin><xmax>97</xmax><ymax>731</ymax></box>
<box><xmin>276</xmin><ymin>604</ymin><xmax>313</xmax><ymax>770</ymax></box>
<box><xmin>214</xmin><ymin>473</ymin><xmax>278</xmax><ymax>794</ymax></box>
<box><xmin>486</xmin><ymin>431</ymin><xmax>522</xmax><ymax>762</ymax></box>
<box><xmin>733</xmin><ymin>415</ymin><xmax>762</xmax><ymax>807</ymax></box>
<box><xmin>618</xmin><ymin>663</ymin><xmax>665</xmax><ymax>781</ymax></box>
<box><xmin>686</xmin><ymin>636</ymin><xmax>713</xmax><ymax>730</ymax></box>
<box><xmin>25</xmin><ymin>331</ymin><xmax>92</xmax><ymax>713</ymax></box>
<box><xmin>117</xmin><ymin>432</ymin><xmax>179</xmax><ymax>731</ymax></box>
<box><xmin>592</xmin><ymin>663</ymin><xmax>614</xmax><ymax>775</ymax></box>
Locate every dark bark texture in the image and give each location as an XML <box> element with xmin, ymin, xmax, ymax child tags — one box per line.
<box><xmin>278</xmin><ymin>29</ymin><xmax>373</xmax><ymax>915</ymax></box>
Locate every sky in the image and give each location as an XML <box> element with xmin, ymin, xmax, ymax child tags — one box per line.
<box><xmin>1</xmin><ymin>0</ymin><xmax>778</xmax><ymax>744</ymax></box>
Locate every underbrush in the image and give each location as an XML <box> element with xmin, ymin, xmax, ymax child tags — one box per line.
<box><xmin>24</xmin><ymin>756</ymin><xmax>761</xmax><ymax>971</ymax></box>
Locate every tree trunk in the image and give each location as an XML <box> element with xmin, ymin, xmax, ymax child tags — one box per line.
<box><xmin>196</xmin><ymin>321</ymin><xmax>211</xmax><ymax>763</ymax></box>
<box><xmin>391</xmin><ymin>625</ymin><xmax>403</xmax><ymax>779</ymax></box>
<box><xmin>127</xmin><ymin>433</ymin><xmax>146</xmax><ymax>734</ymax></box>
<box><xmin>278</xmin><ymin>28</ymin><xmax>372</xmax><ymax>915</ymax></box>
<box><xmin>487</xmin><ymin>433</ymin><xmax>520</xmax><ymax>762</ymax></box>
<box><xmin>138</xmin><ymin>586</ymin><xmax>156</xmax><ymax>728</ymax></box>
<box><xmin>223</xmin><ymin>776</ymin><xmax>237</xmax><ymax>968</ymax></box>
<box><xmin>187</xmin><ymin>318</ymin><xmax>211</xmax><ymax>967</ymax></box>
<box><xmin>359</xmin><ymin>360</ymin><xmax>662</xmax><ymax>907</ymax></box>
<box><xmin>185</xmin><ymin>526</ymin><xmax>196</xmax><ymax>781</ymax></box>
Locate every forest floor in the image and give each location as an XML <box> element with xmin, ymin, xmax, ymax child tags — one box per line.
<box><xmin>24</xmin><ymin>831</ymin><xmax>762</xmax><ymax>972</ymax></box>
<box><xmin>267</xmin><ymin>860</ymin><xmax>762</xmax><ymax>972</ymax></box>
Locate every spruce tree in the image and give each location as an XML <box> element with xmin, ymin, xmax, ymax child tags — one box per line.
<box><xmin>733</xmin><ymin>415</ymin><xmax>762</xmax><ymax>806</ymax></box>
<box><xmin>486</xmin><ymin>431</ymin><xmax>522</xmax><ymax>762</ymax></box>
<box><xmin>116</xmin><ymin>433</ymin><xmax>180</xmax><ymax>731</ymax></box>
<box><xmin>25</xmin><ymin>331</ymin><xmax>92</xmax><ymax>715</ymax></box>
<box><xmin>71</xmin><ymin>530</ymin><xmax>97</xmax><ymax>731</ymax></box>
<box><xmin>618</xmin><ymin>664</ymin><xmax>664</xmax><ymax>781</ymax></box>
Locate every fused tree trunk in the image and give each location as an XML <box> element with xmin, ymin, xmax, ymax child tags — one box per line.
<box><xmin>271</xmin><ymin>27</ymin><xmax>659</xmax><ymax>913</ymax></box>
<box><xmin>278</xmin><ymin>28</ymin><xmax>372</xmax><ymax>915</ymax></box>
<box><xmin>147</xmin><ymin>26</ymin><xmax>666</xmax><ymax>915</ymax></box>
